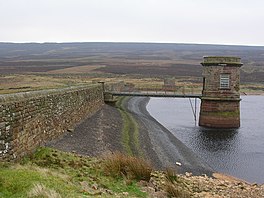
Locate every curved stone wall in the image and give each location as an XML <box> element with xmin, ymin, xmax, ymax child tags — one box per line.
<box><xmin>0</xmin><ymin>85</ymin><xmax>104</xmax><ymax>161</ymax></box>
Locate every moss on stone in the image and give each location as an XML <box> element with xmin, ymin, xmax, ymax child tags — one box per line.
<box><xmin>202</xmin><ymin>110</ymin><xmax>239</xmax><ymax>117</ymax></box>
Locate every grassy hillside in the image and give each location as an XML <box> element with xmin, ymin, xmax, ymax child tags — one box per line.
<box><xmin>0</xmin><ymin>147</ymin><xmax>150</xmax><ymax>198</ymax></box>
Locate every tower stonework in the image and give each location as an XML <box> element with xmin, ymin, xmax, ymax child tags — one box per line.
<box><xmin>199</xmin><ymin>56</ymin><xmax>243</xmax><ymax>128</ymax></box>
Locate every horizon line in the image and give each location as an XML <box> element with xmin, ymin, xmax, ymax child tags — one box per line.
<box><xmin>0</xmin><ymin>41</ymin><xmax>264</xmax><ymax>47</ymax></box>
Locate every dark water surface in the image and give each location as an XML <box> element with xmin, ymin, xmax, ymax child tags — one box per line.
<box><xmin>147</xmin><ymin>96</ymin><xmax>264</xmax><ymax>184</ymax></box>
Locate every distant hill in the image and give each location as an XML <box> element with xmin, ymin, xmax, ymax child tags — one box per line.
<box><xmin>0</xmin><ymin>42</ymin><xmax>264</xmax><ymax>83</ymax></box>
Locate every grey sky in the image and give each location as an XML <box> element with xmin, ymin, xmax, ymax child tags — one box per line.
<box><xmin>0</xmin><ymin>0</ymin><xmax>264</xmax><ymax>45</ymax></box>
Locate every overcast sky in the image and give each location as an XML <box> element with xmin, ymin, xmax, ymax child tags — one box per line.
<box><xmin>0</xmin><ymin>0</ymin><xmax>264</xmax><ymax>46</ymax></box>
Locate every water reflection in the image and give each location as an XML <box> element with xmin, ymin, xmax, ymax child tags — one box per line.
<box><xmin>196</xmin><ymin>127</ymin><xmax>239</xmax><ymax>153</ymax></box>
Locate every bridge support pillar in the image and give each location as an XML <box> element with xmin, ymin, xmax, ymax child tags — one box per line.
<box><xmin>103</xmin><ymin>92</ymin><xmax>117</xmax><ymax>104</ymax></box>
<box><xmin>199</xmin><ymin>56</ymin><xmax>243</xmax><ymax>128</ymax></box>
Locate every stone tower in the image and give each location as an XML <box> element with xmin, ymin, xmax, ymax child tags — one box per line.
<box><xmin>199</xmin><ymin>56</ymin><xmax>243</xmax><ymax>128</ymax></box>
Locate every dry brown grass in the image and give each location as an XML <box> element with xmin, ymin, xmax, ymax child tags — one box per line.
<box><xmin>164</xmin><ymin>167</ymin><xmax>191</xmax><ymax>197</ymax></box>
<box><xmin>102</xmin><ymin>152</ymin><xmax>152</xmax><ymax>181</ymax></box>
<box><xmin>47</xmin><ymin>65</ymin><xmax>105</xmax><ymax>74</ymax></box>
<box><xmin>165</xmin><ymin>182</ymin><xmax>190</xmax><ymax>198</ymax></box>
<box><xmin>165</xmin><ymin>167</ymin><xmax>178</xmax><ymax>183</ymax></box>
<box><xmin>28</xmin><ymin>183</ymin><xmax>61</xmax><ymax>198</ymax></box>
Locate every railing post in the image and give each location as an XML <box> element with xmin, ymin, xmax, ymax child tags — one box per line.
<box><xmin>98</xmin><ymin>81</ymin><xmax>105</xmax><ymax>92</ymax></box>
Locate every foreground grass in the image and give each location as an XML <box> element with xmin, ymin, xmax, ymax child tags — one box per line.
<box><xmin>1</xmin><ymin>148</ymin><xmax>258</xmax><ymax>197</ymax></box>
<box><xmin>0</xmin><ymin>147</ymin><xmax>147</xmax><ymax>198</ymax></box>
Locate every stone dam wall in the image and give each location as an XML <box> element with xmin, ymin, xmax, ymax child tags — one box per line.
<box><xmin>0</xmin><ymin>85</ymin><xmax>104</xmax><ymax>161</ymax></box>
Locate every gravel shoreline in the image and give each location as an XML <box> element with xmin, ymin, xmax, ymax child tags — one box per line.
<box><xmin>48</xmin><ymin>96</ymin><xmax>213</xmax><ymax>176</ymax></box>
<box><xmin>125</xmin><ymin>97</ymin><xmax>213</xmax><ymax>176</ymax></box>
<box><xmin>47</xmin><ymin>103</ymin><xmax>124</xmax><ymax>156</ymax></box>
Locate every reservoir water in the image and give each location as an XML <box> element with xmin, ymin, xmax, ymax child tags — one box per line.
<box><xmin>147</xmin><ymin>96</ymin><xmax>264</xmax><ymax>184</ymax></box>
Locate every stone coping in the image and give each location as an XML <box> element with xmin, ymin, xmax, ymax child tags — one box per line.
<box><xmin>0</xmin><ymin>84</ymin><xmax>99</xmax><ymax>104</ymax></box>
<box><xmin>203</xmin><ymin>56</ymin><xmax>241</xmax><ymax>64</ymax></box>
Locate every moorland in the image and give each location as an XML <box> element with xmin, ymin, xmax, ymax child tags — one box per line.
<box><xmin>0</xmin><ymin>42</ymin><xmax>264</xmax><ymax>94</ymax></box>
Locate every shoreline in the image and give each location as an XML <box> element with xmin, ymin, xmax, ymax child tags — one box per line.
<box><xmin>142</xmin><ymin>96</ymin><xmax>260</xmax><ymax>184</ymax></box>
<box><xmin>125</xmin><ymin>96</ymin><xmax>257</xmax><ymax>184</ymax></box>
<box><xmin>49</xmin><ymin>95</ymin><xmax>254</xmax><ymax>184</ymax></box>
<box><xmin>123</xmin><ymin>97</ymin><xmax>214</xmax><ymax>176</ymax></box>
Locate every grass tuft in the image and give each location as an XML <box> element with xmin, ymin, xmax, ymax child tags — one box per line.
<box><xmin>28</xmin><ymin>183</ymin><xmax>61</xmax><ymax>198</ymax></box>
<box><xmin>164</xmin><ymin>167</ymin><xmax>191</xmax><ymax>197</ymax></box>
<box><xmin>165</xmin><ymin>167</ymin><xmax>178</xmax><ymax>183</ymax></box>
<box><xmin>165</xmin><ymin>182</ymin><xmax>191</xmax><ymax>198</ymax></box>
<box><xmin>103</xmin><ymin>152</ymin><xmax>152</xmax><ymax>181</ymax></box>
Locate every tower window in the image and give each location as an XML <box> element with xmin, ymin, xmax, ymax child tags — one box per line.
<box><xmin>220</xmin><ymin>74</ymin><xmax>230</xmax><ymax>89</ymax></box>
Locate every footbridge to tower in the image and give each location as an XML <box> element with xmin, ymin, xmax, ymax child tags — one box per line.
<box><xmin>102</xmin><ymin>56</ymin><xmax>243</xmax><ymax>129</ymax></box>
<box><xmin>108</xmin><ymin>91</ymin><xmax>201</xmax><ymax>98</ymax></box>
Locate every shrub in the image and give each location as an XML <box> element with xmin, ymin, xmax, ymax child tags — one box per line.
<box><xmin>103</xmin><ymin>152</ymin><xmax>152</xmax><ymax>181</ymax></box>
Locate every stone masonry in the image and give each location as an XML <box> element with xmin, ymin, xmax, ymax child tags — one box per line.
<box><xmin>0</xmin><ymin>85</ymin><xmax>104</xmax><ymax>161</ymax></box>
<box><xmin>199</xmin><ymin>56</ymin><xmax>243</xmax><ymax>128</ymax></box>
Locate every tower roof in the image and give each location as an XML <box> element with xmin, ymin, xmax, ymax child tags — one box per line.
<box><xmin>202</xmin><ymin>56</ymin><xmax>243</xmax><ymax>66</ymax></box>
